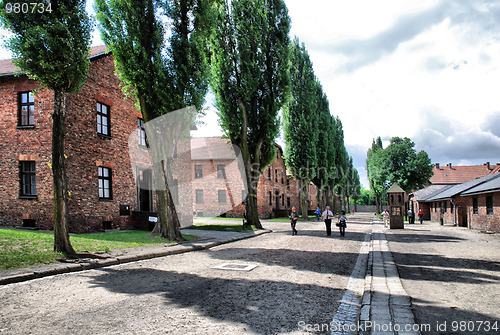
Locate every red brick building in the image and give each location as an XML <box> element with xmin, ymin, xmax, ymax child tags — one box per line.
<box><xmin>190</xmin><ymin>137</ymin><xmax>317</xmax><ymax>219</ymax></box>
<box><xmin>0</xmin><ymin>47</ymin><xmax>193</xmax><ymax>232</ymax></box>
<box><xmin>410</xmin><ymin>162</ymin><xmax>499</xmax><ymax>231</ymax></box>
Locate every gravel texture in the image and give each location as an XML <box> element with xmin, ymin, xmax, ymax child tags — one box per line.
<box><xmin>386</xmin><ymin>222</ymin><xmax>500</xmax><ymax>334</ymax></box>
<box><xmin>0</xmin><ymin>216</ymin><xmax>371</xmax><ymax>335</ymax></box>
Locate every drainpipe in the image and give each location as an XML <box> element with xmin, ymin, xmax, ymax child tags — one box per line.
<box><xmin>450</xmin><ymin>197</ymin><xmax>457</xmax><ymax>226</ymax></box>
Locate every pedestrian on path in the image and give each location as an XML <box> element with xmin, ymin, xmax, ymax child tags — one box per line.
<box><xmin>337</xmin><ymin>210</ymin><xmax>347</xmax><ymax>237</ymax></box>
<box><xmin>418</xmin><ymin>209</ymin><xmax>424</xmax><ymax>224</ymax></box>
<box><xmin>315</xmin><ymin>207</ymin><xmax>321</xmax><ymax>221</ymax></box>
<box><xmin>382</xmin><ymin>209</ymin><xmax>390</xmax><ymax>228</ymax></box>
<box><xmin>322</xmin><ymin>206</ymin><xmax>334</xmax><ymax>236</ymax></box>
<box><xmin>289</xmin><ymin>207</ymin><xmax>299</xmax><ymax>235</ymax></box>
<box><xmin>407</xmin><ymin>209</ymin><xmax>414</xmax><ymax>224</ymax></box>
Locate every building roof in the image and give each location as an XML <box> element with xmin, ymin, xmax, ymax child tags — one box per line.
<box><xmin>430</xmin><ymin>162</ymin><xmax>498</xmax><ymax>185</ymax></box>
<box><xmin>411</xmin><ymin>184</ymin><xmax>452</xmax><ymax>201</ymax></box>
<box><xmin>0</xmin><ymin>45</ymin><xmax>109</xmax><ymax>77</ymax></box>
<box><xmin>387</xmin><ymin>183</ymin><xmax>405</xmax><ymax>193</ymax></box>
<box><xmin>191</xmin><ymin>137</ymin><xmax>237</xmax><ymax>160</ymax></box>
<box><xmin>426</xmin><ymin>173</ymin><xmax>500</xmax><ymax>202</ymax></box>
<box><xmin>461</xmin><ymin>173</ymin><xmax>500</xmax><ymax>196</ymax></box>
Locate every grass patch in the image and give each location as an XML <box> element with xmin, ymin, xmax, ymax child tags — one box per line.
<box><xmin>0</xmin><ymin>229</ymin><xmax>197</xmax><ymax>270</ymax></box>
<box><xmin>187</xmin><ymin>223</ymin><xmax>256</xmax><ymax>232</ymax></box>
<box><xmin>196</xmin><ymin>216</ymin><xmax>244</xmax><ymax>220</ymax></box>
<box><xmin>264</xmin><ymin>215</ymin><xmax>318</xmax><ymax>222</ymax></box>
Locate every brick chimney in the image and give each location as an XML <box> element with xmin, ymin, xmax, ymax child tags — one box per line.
<box><xmin>485</xmin><ymin>162</ymin><xmax>491</xmax><ymax>170</ymax></box>
<box><xmin>435</xmin><ymin>163</ymin><xmax>440</xmax><ymax>169</ymax></box>
<box><xmin>447</xmin><ymin>163</ymin><xmax>453</xmax><ymax>169</ymax></box>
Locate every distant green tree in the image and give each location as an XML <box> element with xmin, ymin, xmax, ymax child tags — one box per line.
<box><xmin>366</xmin><ymin>136</ymin><xmax>433</xmax><ymax>212</ymax></box>
<box><xmin>209</xmin><ymin>0</ymin><xmax>291</xmax><ymax>229</ymax></box>
<box><xmin>0</xmin><ymin>0</ymin><xmax>92</xmax><ymax>253</ymax></box>
<box><xmin>95</xmin><ymin>0</ymin><xmax>210</xmax><ymax>240</ymax></box>
<box><xmin>284</xmin><ymin>39</ymin><xmax>318</xmax><ymax>219</ymax></box>
<box><xmin>366</xmin><ymin>137</ymin><xmax>385</xmax><ymax>213</ymax></box>
<box><xmin>384</xmin><ymin>137</ymin><xmax>433</xmax><ymax>192</ymax></box>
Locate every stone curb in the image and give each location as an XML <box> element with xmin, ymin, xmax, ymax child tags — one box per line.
<box><xmin>0</xmin><ymin>229</ymin><xmax>271</xmax><ymax>286</ymax></box>
<box><xmin>358</xmin><ymin>229</ymin><xmax>421</xmax><ymax>335</ymax></box>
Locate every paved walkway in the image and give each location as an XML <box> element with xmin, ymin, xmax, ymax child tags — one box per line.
<box><xmin>1</xmin><ymin>215</ymin><xmax>421</xmax><ymax>335</ymax></box>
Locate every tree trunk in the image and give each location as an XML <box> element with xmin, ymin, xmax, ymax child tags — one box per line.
<box><xmin>300</xmin><ymin>179</ymin><xmax>309</xmax><ymax>220</ymax></box>
<box><xmin>244</xmin><ymin>156</ymin><xmax>263</xmax><ymax>229</ymax></box>
<box><xmin>52</xmin><ymin>89</ymin><xmax>75</xmax><ymax>254</ymax></box>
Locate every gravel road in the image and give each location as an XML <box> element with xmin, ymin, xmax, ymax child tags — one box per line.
<box><xmin>386</xmin><ymin>223</ymin><xmax>500</xmax><ymax>335</ymax></box>
<box><xmin>0</xmin><ymin>217</ymin><xmax>372</xmax><ymax>335</ymax></box>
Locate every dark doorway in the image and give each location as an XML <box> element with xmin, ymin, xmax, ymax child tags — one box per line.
<box><xmin>138</xmin><ymin>168</ymin><xmax>153</xmax><ymax>212</ymax></box>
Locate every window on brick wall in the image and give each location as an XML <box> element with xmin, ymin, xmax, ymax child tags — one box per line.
<box><xmin>196</xmin><ymin>189</ymin><xmax>204</xmax><ymax>204</ymax></box>
<box><xmin>218</xmin><ymin>190</ymin><xmax>226</xmax><ymax>204</ymax></box>
<box><xmin>217</xmin><ymin>165</ymin><xmax>226</xmax><ymax>179</ymax></box>
<box><xmin>195</xmin><ymin>165</ymin><xmax>203</xmax><ymax>178</ymax></box>
<box><xmin>18</xmin><ymin>91</ymin><xmax>35</xmax><ymax>127</ymax></box>
<box><xmin>268</xmin><ymin>168</ymin><xmax>271</xmax><ymax>180</ymax></box>
<box><xmin>98</xmin><ymin>166</ymin><xmax>113</xmax><ymax>200</ymax></box>
<box><xmin>472</xmin><ymin>197</ymin><xmax>478</xmax><ymax>214</ymax></box>
<box><xmin>137</xmin><ymin>118</ymin><xmax>148</xmax><ymax>147</ymax></box>
<box><xmin>486</xmin><ymin>195</ymin><xmax>493</xmax><ymax>215</ymax></box>
<box><xmin>282</xmin><ymin>193</ymin><xmax>284</xmax><ymax>207</ymax></box>
<box><xmin>287</xmin><ymin>197</ymin><xmax>290</xmax><ymax>207</ymax></box>
<box><xmin>97</xmin><ymin>102</ymin><xmax>111</xmax><ymax>136</ymax></box>
<box><xmin>281</xmin><ymin>172</ymin><xmax>284</xmax><ymax>184</ymax></box>
<box><xmin>269</xmin><ymin>191</ymin><xmax>272</xmax><ymax>205</ymax></box>
<box><xmin>286</xmin><ymin>179</ymin><xmax>290</xmax><ymax>190</ymax></box>
<box><xmin>20</xmin><ymin>161</ymin><xmax>37</xmax><ymax>197</ymax></box>
<box><xmin>275</xmin><ymin>169</ymin><xmax>278</xmax><ymax>182</ymax></box>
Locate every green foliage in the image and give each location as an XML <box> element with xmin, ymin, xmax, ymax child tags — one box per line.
<box><xmin>95</xmin><ymin>0</ymin><xmax>209</xmax><ymax>117</ymax></box>
<box><xmin>366</xmin><ymin>136</ymin><xmax>433</xmax><ymax>197</ymax></box>
<box><xmin>0</xmin><ymin>0</ymin><xmax>92</xmax><ymax>93</ymax></box>
<box><xmin>283</xmin><ymin>39</ymin><xmax>318</xmax><ymax>181</ymax></box>
<box><xmin>209</xmin><ymin>0</ymin><xmax>291</xmax><ymax>169</ymax></box>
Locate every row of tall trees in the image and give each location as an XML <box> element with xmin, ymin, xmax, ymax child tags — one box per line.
<box><xmin>283</xmin><ymin>39</ymin><xmax>361</xmax><ymax>218</ymax></box>
<box><xmin>1</xmin><ymin>0</ymin><xmax>294</xmax><ymax>251</ymax></box>
<box><xmin>366</xmin><ymin>136</ymin><xmax>433</xmax><ymax>213</ymax></box>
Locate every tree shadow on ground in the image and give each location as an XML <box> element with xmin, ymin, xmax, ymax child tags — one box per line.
<box><xmin>388</xmin><ymin>251</ymin><xmax>500</xmax><ymax>284</ymax></box>
<box><xmin>408</xmin><ymin>296</ymin><xmax>500</xmax><ymax>335</ymax></box>
<box><xmin>204</xmin><ymin>247</ymin><xmax>362</xmax><ymax>276</ymax></box>
<box><xmin>88</xmin><ymin>267</ymin><xmax>344</xmax><ymax>334</ymax></box>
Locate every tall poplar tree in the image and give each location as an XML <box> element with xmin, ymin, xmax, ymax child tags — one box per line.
<box><xmin>0</xmin><ymin>0</ymin><xmax>92</xmax><ymax>253</ymax></box>
<box><xmin>95</xmin><ymin>0</ymin><xmax>210</xmax><ymax>240</ymax></box>
<box><xmin>283</xmin><ymin>39</ymin><xmax>319</xmax><ymax>219</ymax></box>
<box><xmin>209</xmin><ymin>0</ymin><xmax>291</xmax><ymax>229</ymax></box>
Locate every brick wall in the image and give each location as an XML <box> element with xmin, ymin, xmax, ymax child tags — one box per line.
<box><xmin>0</xmin><ymin>77</ymin><xmax>54</xmax><ymax>228</ymax></box>
<box><xmin>466</xmin><ymin>192</ymin><xmax>500</xmax><ymax>233</ymax></box>
<box><xmin>0</xmin><ymin>53</ymin><xmax>172</xmax><ymax>233</ymax></box>
<box><xmin>190</xmin><ymin>144</ymin><xmax>318</xmax><ymax>219</ymax></box>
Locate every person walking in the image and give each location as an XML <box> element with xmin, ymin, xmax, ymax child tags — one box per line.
<box><xmin>315</xmin><ymin>207</ymin><xmax>321</xmax><ymax>221</ymax></box>
<box><xmin>337</xmin><ymin>210</ymin><xmax>347</xmax><ymax>237</ymax></box>
<box><xmin>408</xmin><ymin>209</ymin><xmax>414</xmax><ymax>224</ymax></box>
<box><xmin>418</xmin><ymin>209</ymin><xmax>424</xmax><ymax>224</ymax></box>
<box><xmin>322</xmin><ymin>206</ymin><xmax>334</xmax><ymax>236</ymax></box>
<box><xmin>382</xmin><ymin>209</ymin><xmax>390</xmax><ymax>228</ymax></box>
<box><xmin>289</xmin><ymin>207</ymin><xmax>299</xmax><ymax>236</ymax></box>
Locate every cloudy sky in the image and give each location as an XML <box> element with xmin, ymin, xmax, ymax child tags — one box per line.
<box><xmin>2</xmin><ymin>0</ymin><xmax>499</xmax><ymax>189</ymax></box>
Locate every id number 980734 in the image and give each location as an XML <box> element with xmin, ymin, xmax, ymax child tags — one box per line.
<box><xmin>5</xmin><ymin>2</ymin><xmax>53</xmax><ymax>14</ymax></box>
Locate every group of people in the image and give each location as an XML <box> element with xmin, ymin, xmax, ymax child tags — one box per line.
<box><xmin>289</xmin><ymin>206</ymin><xmax>347</xmax><ymax>237</ymax></box>
<box><xmin>381</xmin><ymin>208</ymin><xmax>424</xmax><ymax>228</ymax></box>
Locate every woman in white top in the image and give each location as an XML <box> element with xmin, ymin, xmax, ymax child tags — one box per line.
<box><xmin>337</xmin><ymin>210</ymin><xmax>347</xmax><ymax>237</ymax></box>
